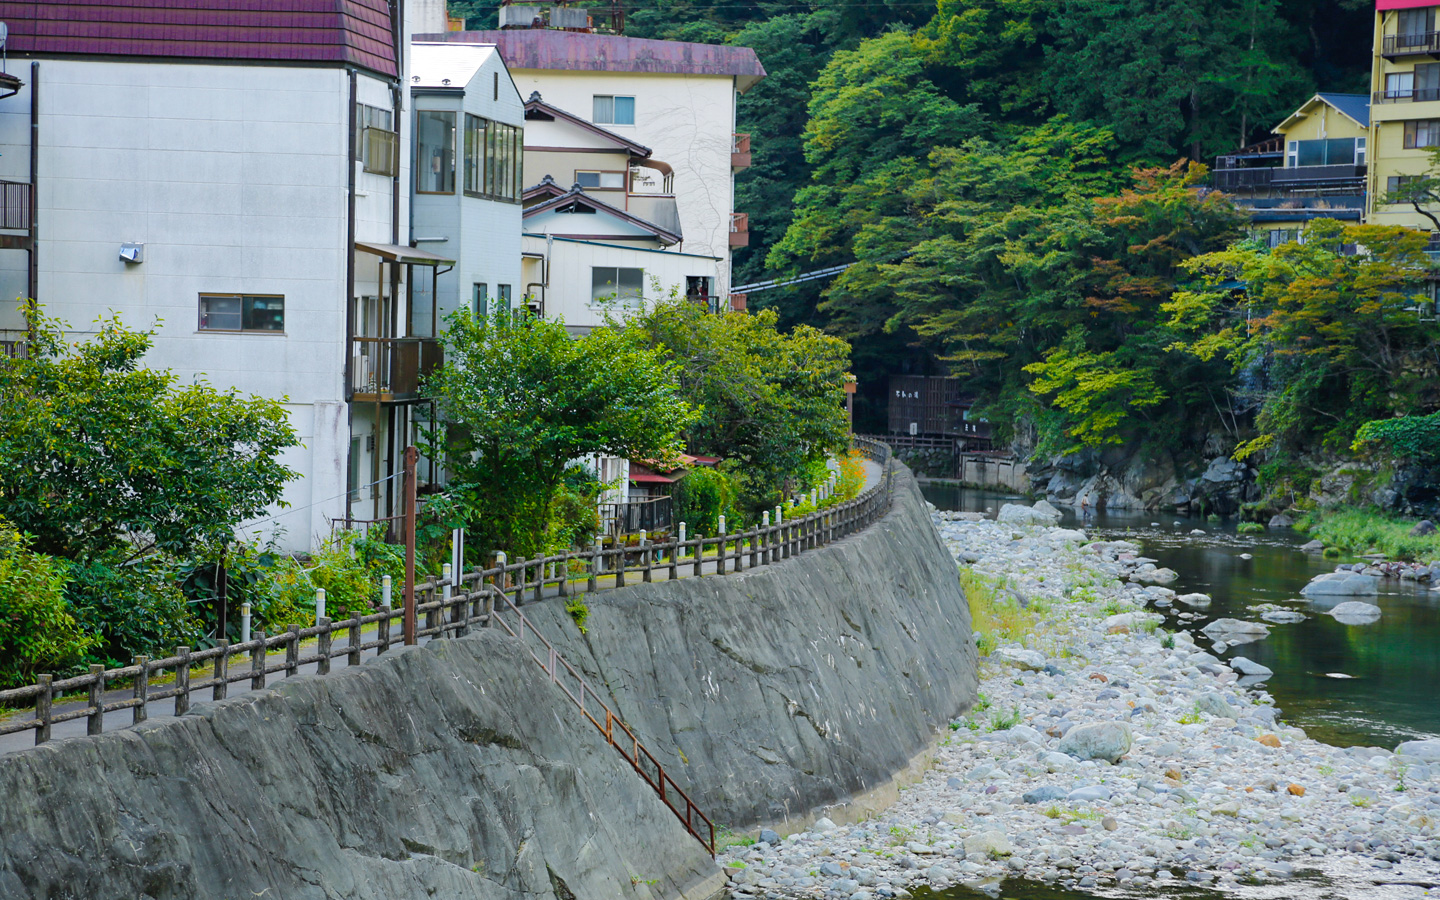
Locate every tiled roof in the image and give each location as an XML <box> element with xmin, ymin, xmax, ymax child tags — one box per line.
<box><xmin>0</xmin><ymin>0</ymin><xmax>397</xmax><ymax>77</ymax></box>
<box><xmin>420</xmin><ymin>29</ymin><xmax>765</xmax><ymax>90</ymax></box>
<box><xmin>1317</xmin><ymin>93</ymin><xmax>1370</xmax><ymax>128</ymax></box>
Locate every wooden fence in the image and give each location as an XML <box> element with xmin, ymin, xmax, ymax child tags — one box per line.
<box><xmin>0</xmin><ymin>438</ymin><xmax>893</xmax><ymax>751</ymax></box>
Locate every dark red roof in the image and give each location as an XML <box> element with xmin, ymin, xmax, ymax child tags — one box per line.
<box><xmin>0</xmin><ymin>0</ymin><xmax>397</xmax><ymax>77</ymax></box>
<box><xmin>422</xmin><ymin>30</ymin><xmax>765</xmax><ymax>87</ymax></box>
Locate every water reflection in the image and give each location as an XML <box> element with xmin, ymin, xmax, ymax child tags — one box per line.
<box><xmin>921</xmin><ymin>481</ymin><xmax>1440</xmax><ymax>749</ymax></box>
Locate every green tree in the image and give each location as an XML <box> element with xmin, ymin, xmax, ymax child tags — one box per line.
<box><xmin>0</xmin><ymin>303</ymin><xmax>299</xmax><ymax>560</ymax></box>
<box><xmin>0</xmin><ymin>518</ymin><xmax>95</xmax><ymax>688</ymax></box>
<box><xmin>623</xmin><ymin>296</ymin><xmax>852</xmax><ymax>508</ymax></box>
<box><xmin>1167</xmin><ymin>220</ymin><xmax>1440</xmax><ymax>454</ymax></box>
<box><xmin>426</xmin><ymin>311</ymin><xmax>696</xmax><ymax>558</ymax></box>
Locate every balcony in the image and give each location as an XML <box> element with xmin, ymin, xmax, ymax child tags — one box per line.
<box><xmin>0</xmin><ymin>328</ymin><xmax>26</xmax><ymax>359</ymax></box>
<box><xmin>1213</xmin><ymin>167</ymin><xmax>1277</xmax><ymax>191</ymax></box>
<box><xmin>1374</xmin><ymin>87</ymin><xmax>1440</xmax><ymax>104</ymax></box>
<box><xmin>1383</xmin><ymin>31</ymin><xmax>1440</xmax><ymax>59</ymax></box>
<box><xmin>1271</xmin><ymin>164</ymin><xmax>1365</xmax><ymax>187</ymax></box>
<box><xmin>732</xmin><ymin>133</ymin><xmax>752</xmax><ymax>170</ymax></box>
<box><xmin>350</xmin><ymin>336</ymin><xmax>442</xmax><ymax>403</ymax></box>
<box><xmin>729</xmin><ymin>212</ymin><xmax>749</xmax><ymax>248</ymax></box>
<box><xmin>0</xmin><ymin>180</ymin><xmax>31</xmax><ymax>231</ymax></box>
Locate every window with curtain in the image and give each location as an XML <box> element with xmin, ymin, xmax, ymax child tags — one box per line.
<box><xmin>592</xmin><ymin>95</ymin><xmax>635</xmax><ymax>125</ymax></box>
<box><xmin>416</xmin><ymin>110</ymin><xmax>455</xmax><ymax>193</ymax></box>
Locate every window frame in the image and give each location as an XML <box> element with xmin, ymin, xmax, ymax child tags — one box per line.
<box><xmin>1405</xmin><ymin>119</ymin><xmax>1440</xmax><ymax>149</ymax></box>
<box><xmin>415</xmin><ymin>109</ymin><xmax>457</xmax><ymax>195</ymax></box>
<box><xmin>590</xmin><ymin>266</ymin><xmax>644</xmax><ymax>306</ymax></box>
<box><xmin>473</xmin><ymin>282</ymin><xmax>488</xmax><ymax>317</ymax></box>
<box><xmin>497</xmin><ymin>284</ymin><xmax>512</xmax><ymax>312</ymax></box>
<box><xmin>463</xmin><ymin>115</ymin><xmax>523</xmax><ymax>203</ymax></box>
<box><xmin>575</xmin><ymin>170</ymin><xmax>627</xmax><ymax>190</ymax></box>
<box><xmin>197</xmin><ymin>293</ymin><xmax>286</xmax><ymax>334</ymax></box>
<box><xmin>592</xmin><ymin>94</ymin><xmax>636</xmax><ymax>126</ymax></box>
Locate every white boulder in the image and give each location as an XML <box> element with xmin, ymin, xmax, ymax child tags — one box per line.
<box><xmin>1301</xmin><ymin>571</ymin><xmax>1379</xmax><ymax>599</ymax></box>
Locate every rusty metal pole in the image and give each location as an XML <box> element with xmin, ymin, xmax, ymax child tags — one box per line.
<box><xmin>403</xmin><ymin>445</ymin><xmax>418</xmax><ymax>645</ymax></box>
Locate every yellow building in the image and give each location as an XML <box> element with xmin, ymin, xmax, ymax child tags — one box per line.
<box><xmin>1368</xmin><ymin>0</ymin><xmax>1440</xmax><ymax>229</ymax></box>
<box><xmin>1213</xmin><ymin>94</ymin><xmax>1367</xmax><ymax>246</ymax></box>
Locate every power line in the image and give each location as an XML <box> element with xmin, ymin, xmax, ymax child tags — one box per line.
<box><xmin>240</xmin><ymin>472</ymin><xmax>402</xmax><ymax>528</ymax></box>
<box><xmin>734</xmin><ymin>262</ymin><xmax>852</xmax><ymax>293</ymax></box>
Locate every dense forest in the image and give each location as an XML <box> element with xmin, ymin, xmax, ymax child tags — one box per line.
<box><xmin>449</xmin><ymin>1</ymin><xmax>1440</xmax><ymax>501</ymax></box>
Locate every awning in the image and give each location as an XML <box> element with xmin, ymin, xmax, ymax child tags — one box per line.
<box><xmin>356</xmin><ymin>241</ymin><xmax>455</xmax><ymax>266</ymax></box>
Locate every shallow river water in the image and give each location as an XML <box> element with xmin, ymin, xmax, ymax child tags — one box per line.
<box><xmin>919</xmin><ymin>482</ymin><xmax>1440</xmax><ymax>749</ymax></box>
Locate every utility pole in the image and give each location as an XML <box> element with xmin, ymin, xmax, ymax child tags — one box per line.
<box><xmin>403</xmin><ymin>445</ymin><xmax>418</xmax><ymax>645</ymax></box>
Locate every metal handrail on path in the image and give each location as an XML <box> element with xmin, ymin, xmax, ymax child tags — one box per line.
<box><xmin>485</xmin><ymin>584</ymin><xmax>716</xmax><ymax>853</ymax></box>
<box><xmin>0</xmin><ymin>439</ymin><xmax>894</xmax><ymax>753</ymax></box>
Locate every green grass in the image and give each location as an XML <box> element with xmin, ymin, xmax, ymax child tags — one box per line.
<box><xmin>961</xmin><ymin>568</ymin><xmax>1039</xmax><ymax>654</ymax></box>
<box><xmin>1300</xmin><ymin>508</ymin><xmax>1440</xmax><ymax>561</ymax></box>
<box><xmin>1237</xmin><ymin>522</ymin><xmax>1265</xmax><ymax>534</ymax></box>
<box><xmin>987</xmin><ymin>705</ymin><xmax>1022</xmax><ymax>732</ymax></box>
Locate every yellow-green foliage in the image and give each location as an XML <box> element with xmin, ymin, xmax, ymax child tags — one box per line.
<box><xmin>960</xmin><ymin>567</ymin><xmax>1036</xmax><ymax>655</ymax></box>
<box><xmin>0</xmin><ymin>519</ymin><xmax>96</xmax><ymax>688</ymax></box>
<box><xmin>836</xmin><ymin>451</ymin><xmax>865</xmax><ymax>501</ymax></box>
<box><xmin>1301</xmin><ymin>508</ymin><xmax>1440</xmax><ymax>561</ymax></box>
<box><xmin>243</xmin><ymin>530</ymin><xmax>402</xmax><ymax>630</ymax></box>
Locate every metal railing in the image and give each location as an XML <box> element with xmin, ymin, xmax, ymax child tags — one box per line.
<box><xmin>350</xmin><ymin>336</ymin><xmax>443</xmax><ymax>400</ymax></box>
<box><xmin>0</xmin><ymin>180</ymin><xmax>31</xmax><ymax>230</ymax></box>
<box><xmin>1374</xmin><ymin>87</ymin><xmax>1440</xmax><ymax>104</ymax></box>
<box><xmin>1384</xmin><ymin>31</ymin><xmax>1440</xmax><ymax>57</ymax></box>
<box><xmin>599</xmin><ymin>495</ymin><xmax>673</xmax><ymax>536</ymax></box>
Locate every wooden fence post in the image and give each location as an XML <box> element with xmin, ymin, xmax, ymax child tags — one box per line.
<box><xmin>35</xmin><ymin>674</ymin><xmax>52</xmax><ymax>745</ymax></box>
<box><xmin>514</xmin><ymin>557</ymin><xmax>527</xmax><ymax>606</ymax></box>
<box><xmin>378</xmin><ymin>608</ymin><xmax>391</xmax><ymax>654</ymax></box>
<box><xmin>250</xmin><ymin>634</ymin><xmax>267</xmax><ymax>690</ymax></box>
<box><xmin>174</xmin><ymin>646</ymin><xmax>192</xmax><ymax>716</ymax></box>
<box><xmin>285</xmin><ymin>626</ymin><xmax>300</xmax><ymax>677</ymax></box>
<box><xmin>213</xmin><ymin>642</ymin><xmax>229</xmax><ymax>700</ymax></box>
<box><xmin>133</xmin><ymin>657</ymin><xmax>149</xmax><ymax>724</ymax></box>
<box><xmin>588</xmin><ymin>541</ymin><xmax>600</xmax><ymax>592</ymax></box>
<box><xmin>87</xmin><ymin>664</ymin><xmax>105</xmax><ymax>735</ymax></box>
<box><xmin>317</xmin><ymin>619</ymin><xmax>332</xmax><ymax>675</ymax></box>
<box><xmin>348</xmin><ymin>617</ymin><xmax>362</xmax><ymax>666</ymax></box>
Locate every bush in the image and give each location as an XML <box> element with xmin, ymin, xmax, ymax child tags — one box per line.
<box><xmin>546</xmin><ymin>466</ymin><xmax>603</xmax><ymax>553</ymax></box>
<box><xmin>1354</xmin><ymin>411</ymin><xmax>1440</xmax><ymax>465</ymax></box>
<box><xmin>1237</xmin><ymin>522</ymin><xmax>1265</xmax><ymax>534</ymax></box>
<box><xmin>673</xmin><ymin>465</ymin><xmax>739</xmax><ymax>536</ymax></box>
<box><xmin>0</xmin><ymin>520</ymin><xmax>95</xmax><ymax>688</ymax></box>
<box><xmin>240</xmin><ymin>528</ymin><xmax>406</xmax><ymax>632</ymax></box>
<box><xmin>65</xmin><ymin>555</ymin><xmax>200</xmax><ymax>668</ymax></box>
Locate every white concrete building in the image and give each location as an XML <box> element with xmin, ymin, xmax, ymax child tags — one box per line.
<box><xmin>418</xmin><ymin>26</ymin><xmax>764</xmax><ymax>327</ymax></box>
<box><xmin>0</xmin><ymin>0</ymin><xmax>481</xmax><ymax>551</ymax></box>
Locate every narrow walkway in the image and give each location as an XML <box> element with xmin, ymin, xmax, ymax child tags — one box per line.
<box><xmin>0</xmin><ymin>459</ymin><xmax>886</xmax><ymax>757</ymax></box>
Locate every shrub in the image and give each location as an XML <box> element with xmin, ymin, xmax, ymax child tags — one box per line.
<box><xmin>0</xmin><ymin>520</ymin><xmax>95</xmax><ymax>688</ymax></box>
<box><xmin>1237</xmin><ymin>522</ymin><xmax>1265</xmax><ymax>534</ymax></box>
<box><xmin>673</xmin><ymin>465</ymin><xmax>739</xmax><ymax>536</ymax></box>
<box><xmin>1354</xmin><ymin>411</ymin><xmax>1440</xmax><ymax>465</ymax></box>
<box><xmin>65</xmin><ymin>555</ymin><xmax>200</xmax><ymax>668</ymax></box>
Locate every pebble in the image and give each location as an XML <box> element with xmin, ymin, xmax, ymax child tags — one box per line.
<box><xmin>720</xmin><ymin>511</ymin><xmax>1440</xmax><ymax>899</ymax></box>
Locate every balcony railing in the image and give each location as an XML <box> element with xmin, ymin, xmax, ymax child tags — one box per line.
<box><xmin>1213</xmin><ymin>167</ymin><xmax>1276</xmax><ymax>191</ymax></box>
<box><xmin>1383</xmin><ymin>31</ymin><xmax>1440</xmax><ymax>58</ymax></box>
<box><xmin>1374</xmin><ymin>87</ymin><xmax>1440</xmax><ymax>104</ymax></box>
<box><xmin>732</xmin><ymin>133</ymin><xmax>752</xmax><ymax>170</ymax></box>
<box><xmin>598</xmin><ymin>495</ymin><xmax>673</xmax><ymax>537</ymax></box>
<box><xmin>1270</xmin><ymin>164</ymin><xmax>1365</xmax><ymax>185</ymax></box>
<box><xmin>0</xmin><ymin>180</ymin><xmax>31</xmax><ymax>230</ymax></box>
<box><xmin>0</xmin><ymin>328</ymin><xmax>26</xmax><ymax>359</ymax></box>
<box><xmin>729</xmin><ymin>212</ymin><xmax>749</xmax><ymax>248</ymax></box>
<box><xmin>350</xmin><ymin>336</ymin><xmax>442</xmax><ymax>402</ymax></box>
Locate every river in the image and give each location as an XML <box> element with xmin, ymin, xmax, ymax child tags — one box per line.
<box><xmin>914</xmin><ymin>481</ymin><xmax>1440</xmax><ymax>900</ymax></box>
<box><xmin>920</xmin><ymin>482</ymin><xmax>1440</xmax><ymax>750</ymax></box>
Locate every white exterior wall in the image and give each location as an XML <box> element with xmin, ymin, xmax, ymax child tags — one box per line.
<box><xmin>525</xmin><ymin>233</ymin><xmax>719</xmax><ymax>332</ymax></box>
<box><xmin>0</xmin><ymin>59</ymin><xmax>400</xmax><ymax>551</ymax></box>
<box><xmin>509</xmin><ymin>70</ymin><xmax>737</xmax><ymax>297</ymax></box>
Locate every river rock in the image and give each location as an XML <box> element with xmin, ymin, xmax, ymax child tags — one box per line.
<box><xmin>1229</xmin><ymin>656</ymin><xmax>1273</xmax><ymax>678</ymax></box>
<box><xmin>963</xmin><ymin>831</ymin><xmax>1013</xmax><ymax>857</ymax></box>
<box><xmin>1269</xmin><ymin>514</ymin><xmax>1295</xmax><ymax>529</ymax></box>
<box><xmin>1102</xmin><ymin>611</ymin><xmax>1164</xmax><ymax>631</ymax></box>
<box><xmin>1131</xmin><ymin>567</ymin><xmax>1178</xmax><ymax>585</ymax></box>
<box><xmin>1067</xmin><ymin>785</ymin><xmax>1112</xmax><ymax>802</ymax></box>
<box><xmin>997</xmin><ymin>503</ymin><xmax>1061</xmax><ymax>527</ymax></box>
<box><xmin>1301</xmin><ymin>539</ymin><xmax>1325</xmax><ymax>551</ymax></box>
<box><xmin>1396</xmin><ymin>739</ymin><xmax>1440</xmax><ymax>762</ymax></box>
<box><xmin>1261</xmin><ymin>610</ymin><xmax>1307</xmax><ymax>624</ymax></box>
<box><xmin>1195</xmin><ymin>692</ymin><xmax>1238</xmax><ymax>719</ymax></box>
<box><xmin>1022</xmin><ymin>786</ymin><xmax>1068</xmax><ymax>804</ymax></box>
<box><xmin>1327</xmin><ymin>601</ymin><xmax>1382</xmax><ymax>624</ymax></box>
<box><xmin>1411</xmin><ymin>520</ymin><xmax>1437</xmax><ymax>537</ymax></box>
<box><xmin>1032</xmin><ymin>499</ymin><xmax>1063</xmax><ymax>519</ymax></box>
<box><xmin>992</xmin><ymin>647</ymin><xmax>1046</xmax><ymax>671</ymax></box>
<box><xmin>1301</xmin><ymin>571</ymin><xmax>1379</xmax><ymax>598</ymax></box>
<box><xmin>1047</xmin><ymin>529</ymin><xmax>1089</xmax><ymax>544</ymax></box>
<box><xmin>1176</xmin><ymin>592</ymin><xmax>1212</xmax><ymax>608</ymax></box>
<box><xmin>1201</xmin><ymin>618</ymin><xmax>1269</xmax><ymax>640</ymax></box>
<box><xmin>1058</xmin><ymin>722</ymin><xmax>1133</xmax><ymax>763</ymax></box>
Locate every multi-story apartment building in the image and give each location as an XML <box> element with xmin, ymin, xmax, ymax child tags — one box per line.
<box><xmin>1214</xmin><ymin>94</ymin><xmax>1368</xmax><ymax>246</ymax></box>
<box><xmin>419</xmin><ymin>18</ymin><xmax>764</xmax><ymax>329</ymax></box>
<box><xmin>0</xmin><ymin>0</ymin><xmax>506</xmax><ymax>551</ymax></box>
<box><xmin>1369</xmin><ymin>0</ymin><xmax>1440</xmax><ymax>228</ymax></box>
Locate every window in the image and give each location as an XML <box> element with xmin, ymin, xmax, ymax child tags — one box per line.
<box><xmin>575</xmin><ymin>170</ymin><xmax>625</xmax><ymax>189</ymax></box>
<box><xmin>463</xmin><ymin>114</ymin><xmax>523</xmax><ymax>201</ymax></box>
<box><xmin>593</xmin><ymin>95</ymin><xmax>635</xmax><ymax>126</ymax></box>
<box><xmin>1388</xmin><ymin>174</ymin><xmax>1421</xmax><ymax>198</ymax></box>
<box><xmin>1400</xmin><ymin>7</ymin><xmax>1437</xmax><ymax>45</ymax></box>
<box><xmin>1406</xmin><ymin>119</ymin><xmax>1440</xmax><ymax>149</ymax></box>
<box><xmin>497</xmin><ymin>284</ymin><xmax>512</xmax><ymax>311</ymax></box>
<box><xmin>355</xmin><ymin>103</ymin><xmax>396</xmax><ymax>175</ymax></box>
<box><xmin>1290</xmin><ymin>137</ymin><xmax>1361</xmax><ymax>167</ymax></box>
<box><xmin>1389</xmin><ymin>71</ymin><xmax>1415</xmax><ymax>100</ymax></box>
<box><xmin>473</xmin><ymin>283</ymin><xmax>489</xmax><ymax>317</ymax></box>
<box><xmin>1358</xmin><ymin>136</ymin><xmax>1367</xmax><ymax>166</ymax></box>
<box><xmin>416</xmin><ymin>110</ymin><xmax>455</xmax><ymax>193</ymax></box>
<box><xmin>199</xmin><ymin>294</ymin><xmax>285</xmax><ymax>332</ymax></box>
<box><xmin>591</xmin><ymin>267</ymin><xmax>643</xmax><ymax>305</ymax></box>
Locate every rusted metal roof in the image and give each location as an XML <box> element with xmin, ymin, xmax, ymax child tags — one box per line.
<box><xmin>0</xmin><ymin>0</ymin><xmax>398</xmax><ymax>77</ymax></box>
<box><xmin>421</xmin><ymin>30</ymin><xmax>765</xmax><ymax>90</ymax></box>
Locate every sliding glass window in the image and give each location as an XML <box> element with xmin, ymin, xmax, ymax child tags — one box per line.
<box><xmin>416</xmin><ymin>110</ymin><xmax>455</xmax><ymax>194</ymax></box>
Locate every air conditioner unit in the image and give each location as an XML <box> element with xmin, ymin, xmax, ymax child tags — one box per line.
<box><xmin>498</xmin><ymin>5</ymin><xmax>541</xmax><ymax>27</ymax></box>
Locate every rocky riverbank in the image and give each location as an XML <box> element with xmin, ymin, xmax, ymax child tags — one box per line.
<box><xmin>719</xmin><ymin>505</ymin><xmax>1440</xmax><ymax>899</ymax></box>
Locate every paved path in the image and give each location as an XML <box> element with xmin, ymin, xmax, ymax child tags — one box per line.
<box><xmin>0</xmin><ymin>459</ymin><xmax>885</xmax><ymax>757</ymax></box>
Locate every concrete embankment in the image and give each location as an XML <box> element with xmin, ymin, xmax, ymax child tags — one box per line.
<box><xmin>0</xmin><ymin>464</ymin><xmax>976</xmax><ymax>899</ymax></box>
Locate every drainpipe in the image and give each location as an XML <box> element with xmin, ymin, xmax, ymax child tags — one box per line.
<box><xmin>345</xmin><ymin>68</ymin><xmax>359</xmax><ymax>525</ymax></box>
<box><xmin>27</xmin><ymin>61</ymin><xmax>37</xmax><ymax>314</ymax></box>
